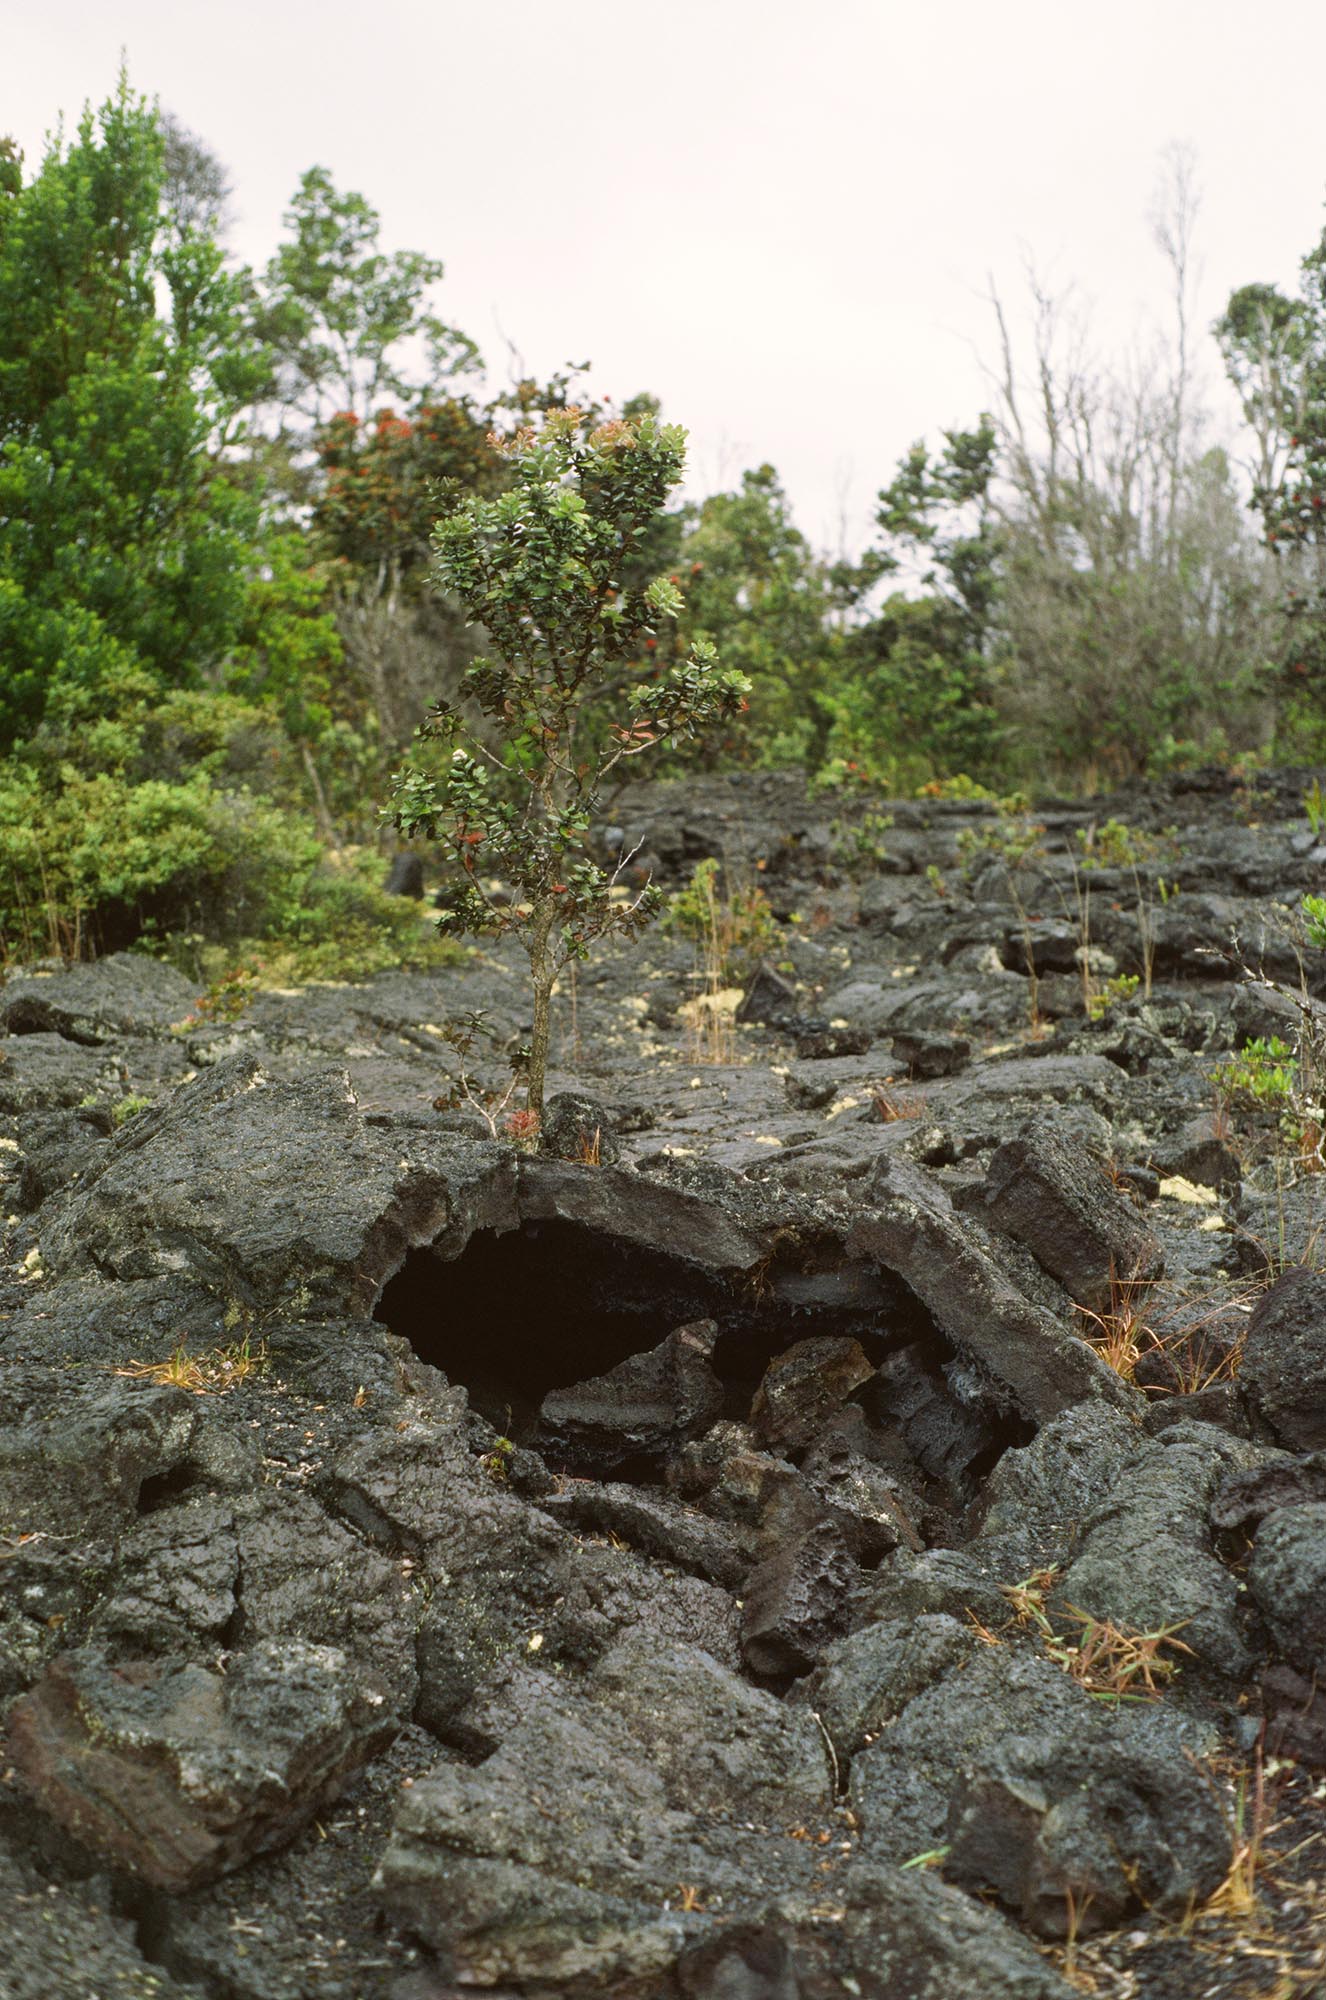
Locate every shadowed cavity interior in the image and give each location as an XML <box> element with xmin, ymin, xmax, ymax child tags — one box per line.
<box><xmin>374</xmin><ymin>1219</ymin><xmax>1032</xmax><ymax>1500</ymax></box>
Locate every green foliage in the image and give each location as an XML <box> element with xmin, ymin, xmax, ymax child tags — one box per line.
<box><xmin>111</xmin><ymin>1093</ymin><xmax>153</xmax><ymax>1127</ymax></box>
<box><xmin>1087</xmin><ymin>973</ymin><xmax>1140</xmax><ymax>1020</ymax></box>
<box><xmin>175</xmin><ymin>962</ymin><xmax>262</xmax><ymax>1026</ymax></box>
<box><xmin>824</xmin><ymin>421</ymin><xmax>1005</xmax><ymax>788</ymax></box>
<box><xmin>481</xmin><ymin>1434</ymin><xmax>516</xmax><ymax>1481</ymax></box>
<box><xmin>1075</xmin><ymin>819</ymin><xmax>1172</xmax><ymax>871</ymax></box>
<box><xmin>916</xmin><ymin>773</ymin><xmax>1001</xmax><ymax>801</ymax></box>
<box><xmin>257</xmin><ymin>166</ymin><xmax>480</xmax><ymax>428</ymax></box>
<box><xmin>659</xmin><ymin>857</ymin><xmax>781</xmax><ymax>982</ymax></box>
<box><xmin>1211</xmin><ymin>1037</ymin><xmax>1298</xmax><ymax>1109</ymax></box>
<box><xmin>829</xmin><ymin>811</ymin><xmax>895</xmax><ymax>870</ymax></box>
<box><xmin>1304</xmin><ymin>780</ymin><xmax>1326</xmax><ymax>838</ymax></box>
<box><xmin>313</xmin><ymin>399</ymin><xmax>498</xmax><ymax>584</ymax></box>
<box><xmin>390</xmin><ymin>409</ymin><xmax>750</xmax><ymax>1126</ymax></box>
<box><xmin>0</xmin><ymin>75</ymin><xmax>289</xmax><ymax>750</ymax></box>
<box><xmin>826</xmin><ymin>592</ymin><xmax>1003</xmax><ymax>792</ymax></box>
<box><xmin>255</xmin><ymin>853</ymin><xmax>459</xmax><ymax>982</ymax></box>
<box><xmin>956</xmin><ymin>807</ymin><xmax>1048</xmax><ymax>876</ymax></box>
<box><xmin>1303</xmin><ymin>893</ymin><xmax>1326</xmax><ymax>950</ymax></box>
<box><xmin>666</xmin><ymin>466</ymin><xmax>840</xmax><ymax>770</ymax></box>
<box><xmin>1218</xmin><ymin>251</ymin><xmax>1326</xmax><ymax>731</ymax></box>
<box><xmin>0</xmin><ymin>750</ymin><xmax>316</xmax><ymax>958</ymax></box>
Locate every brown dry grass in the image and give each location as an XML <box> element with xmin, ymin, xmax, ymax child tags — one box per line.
<box><xmin>115</xmin><ymin>1337</ymin><xmax>268</xmax><ymax>1394</ymax></box>
<box><xmin>999</xmin><ymin>1565</ymin><xmax>1194</xmax><ymax>1702</ymax></box>
<box><xmin>1075</xmin><ymin>1269</ymin><xmax>1261</xmax><ymax>1396</ymax></box>
<box><xmin>872</xmin><ymin>1078</ymin><xmax>927</xmax><ymax>1122</ymax></box>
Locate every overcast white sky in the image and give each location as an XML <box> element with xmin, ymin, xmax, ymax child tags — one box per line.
<box><xmin>9</xmin><ymin>1</ymin><xmax>1326</xmax><ymax>552</ymax></box>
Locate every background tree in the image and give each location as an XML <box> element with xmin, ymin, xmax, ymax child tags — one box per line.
<box><xmin>256</xmin><ymin>166</ymin><xmax>480</xmax><ymax>433</ymax></box>
<box><xmin>239</xmin><ymin>165</ymin><xmax>505</xmax><ymax>820</ymax></box>
<box><xmin>1219</xmin><ymin>232</ymin><xmax>1326</xmax><ymax>750</ymax></box>
<box><xmin>669</xmin><ymin>465</ymin><xmax>840</xmax><ymax>770</ymax></box>
<box><xmin>821</xmin><ymin>420</ymin><xmax>1004</xmax><ymax>787</ymax></box>
<box><xmin>0</xmin><ymin>74</ymin><xmax>292</xmax><ymax>750</ymax></box>
<box><xmin>390</xmin><ymin>410</ymin><xmax>750</xmax><ymax>1132</ymax></box>
<box><xmin>0</xmin><ymin>78</ymin><xmax>362</xmax><ymax>957</ymax></box>
<box><xmin>158</xmin><ymin>110</ymin><xmax>232</xmax><ymax>240</ymax></box>
<box><xmin>987</xmin><ymin>261</ymin><xmax>1274</xmax><ymax>776</ymax></box>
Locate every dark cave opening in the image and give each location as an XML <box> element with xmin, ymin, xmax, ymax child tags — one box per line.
<box><xmin>374</xmin><ymin>1218</ymin><xmax>1034</xmax><ymax>1504</ymax></box>
<box><xmin>136</xmin><ymin>1464</ymin><xmax>202</xmax><ymax>1516</ymax></box>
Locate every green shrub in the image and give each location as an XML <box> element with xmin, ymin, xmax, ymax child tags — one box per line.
<box><xmin>1211</xmin><ymin>1037</ymin><xmax>1297</xmax><ymax>1109</ymax></box>
<box><xmin>659</xmin><ymin>857</ymin><xmax>780</xmax><ymax>983</ymax></box>
<box><xmin>1087</xmin><ymin>973</ymin><xmax>1140</xmax><ymax>1020</ymax></box>
<box><xmin>0</xmin><ymin>757</ymin><xmax>323</xmax><ymax>958</ymax></box>
<box><xmin>1076</xmin><ymin>818</ymin><xmax>1174</xmax><ymax>871</ymax></box>
<box><xmin>829</xmin><ymin>811</ymin><xmax>894</xmax><ymax>870</ymax></box>
<box><xmin>915</xmin><ymin>773</ymin><xmax>1001</xmax><ymax>801</ymax></box>
<box><xmin>256</xmin><ymin>853</ymin><xmax>460</xmax><ymax>982</ymax></box>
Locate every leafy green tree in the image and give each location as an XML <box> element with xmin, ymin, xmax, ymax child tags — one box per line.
<box><xmin>825</xmin><ymin>421</ymin><xmax>1005</xmax><ymax>785</ymax></box>
<box><xmin>1216</xmin><ymin>282</ymin><xmax>1312</xmax><ymax>500</ymax></box>
<box><xmin>671</xmin><ymin>465</ymin><xmax>839</xmax><ymax>769</ymax></box>
<box><xmin>0</xmin><ymin>77</ymin><xmax>356</xmax><ymax>956</ymax></box>
<box><xmin>1219</xmin><ymin>256</ymin><xmax>1326</xmax><ymax>737</ymax></box>
<box><xmin>234</xmin><ymin>165</ymin><xmax>501</xmax><ymax>810</ymax></box>
<box><xmin>0</xmin><ymin>75</ymin><xmax>277</xmax><ymax>748</ymax></box>
<box><xmin>257</xmin><ymin>167</ymin><xmax>480</xmax><ymax>431</ymax></box>
<box><xmin>390</xmin><ymin>410</ymin><xmax>750</xmax><ymax>1132</ymax></box>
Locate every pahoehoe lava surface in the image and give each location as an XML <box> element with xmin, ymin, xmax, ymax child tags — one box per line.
<box><xmin>2</xmin><ymin>769</ymin><xmax>1326</xmax><ymax>1999</ymax></box>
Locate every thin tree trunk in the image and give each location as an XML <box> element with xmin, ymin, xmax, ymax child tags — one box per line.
<box><xmin>301</xmin><ymin>743</ymin><xmax>339</xmax><ymax>849</ymax></box>
<box><xmin>524</xmin><ymin>903</ymin><xmax>558</xmax><ymax>1137</ymax></box>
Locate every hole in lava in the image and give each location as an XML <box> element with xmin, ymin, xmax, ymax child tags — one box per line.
<box><xmin>374</xmin><ymin>1217</ymin><xmax>1031</xmax><ymax>1505</ymax></box>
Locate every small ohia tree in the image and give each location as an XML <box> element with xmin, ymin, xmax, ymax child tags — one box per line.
<box><xmin>388</xmin><ymin>409</ymin><xmax>750</xmax><ymax>1134</ymax></box>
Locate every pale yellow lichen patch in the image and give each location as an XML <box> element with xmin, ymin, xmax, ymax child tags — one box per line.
<box><xmin>677</xmin><ymin>989</ymin><xmax>743</xmax><ymax>1028</ymax></box>
<box><xmin>0</xmin><ymin>1137</ymin><xmax>18</xmax><ymax>1153</ymax></box>
<box><xmin>1158</xmin><ymin>1176</ymin><xmax>1218</xmax><ymax>1206</ymax></box>
<box><xmin>749</xmin><ymin>1134</ymin><xmax>783</xmax><ymax>1147</ymax></box>
<box><xmin>890</xmin><ymin>965</ymin><xmax>920</xmax><ymax>979</ymax></box>
<box><xmin>826</xmin><ymin>1095</ymin><xmax>860</xmax><ymax>1120</ymax></box>
<box><xmin>1198</xmin><ymin>1213</ymin><xmax>1229</xmax><ymax>1232</ymax></box>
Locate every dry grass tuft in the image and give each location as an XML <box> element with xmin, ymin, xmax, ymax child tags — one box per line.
<box><xmin>116</xmin><ymin>1337</ymin><xmax>268</xmax><ymax>1395</ymax></box>
<box><xmin>872</xmin><ymin>1078</ymin><xmax>926</xmax><ymax>1123</ymax></box>
<box><xmin>1000</xmin><ymin>1565</ymin><xmax>1193</xmax><ymax>1702</ymax></box>
<box><xmin>1075</xmin><ymin>1268</ymin><xmax>1260</xmax><ymax>1396</ymax></box>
